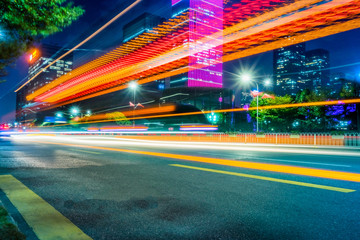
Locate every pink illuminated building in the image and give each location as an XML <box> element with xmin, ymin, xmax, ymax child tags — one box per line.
<box><xmin>172</xmin><ymin>0</ymin><xmax>223</xmax><ymax>88</ymax></box>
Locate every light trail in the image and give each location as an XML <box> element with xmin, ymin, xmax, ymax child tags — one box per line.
<box><xmin>11</xmin><ymin>136</ymin><xmax>360</xmax><ymax>182</ymax></box>
<box><xmin>14</xmin><ymin>0</ymin><xmax>360</xmax><ymax>114</ymax></box>
<box><xmin>15</xmin><ymin>0</ymin><xmax>143</xmax><ymax>93</ymax></box>
<box><xmin>10</xmin><ymin>135</ymin><xmax>360</xmax><ymax>158</ymax></box>
<box><xmin>23</xmin><ymin>0</ymin><xmax>360</xmax><ymax>106</ymax></box>
<box><xmin>38</xmin><ymin>98</ymin><xmax>360</xmax><ymax>127</ymax></box>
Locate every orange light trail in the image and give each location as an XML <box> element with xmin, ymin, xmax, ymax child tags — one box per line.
<box><xmin>40</xmin><ymin>98</ymin><xmax>360</xmax><ymax>128</ymax></box>
<box><xmin>25</xmin><ymin>13</ymin><xmax>189</xmax><ymax>101</ymax></box>
<box><xmin>15</xmin><ymin>0</ymin><xmax>142</xmax><ymax>93</ymax></box>
<box><xmin>20</xmin><ymin>0</ymin><xmax>360</xmax><ymax>109</ymax></box>
<box><xmin>28</xmin><ymin>140</ymin><xmax>360</xmax><ymax>183</ymax></box>
<box><xmin>77</xmin><ymin>105</ymin><xmax>176</xmax><ymax>122</ymax></box>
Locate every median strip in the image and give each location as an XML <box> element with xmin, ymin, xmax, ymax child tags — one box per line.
<box><xmin>29</xmin><ymin>140</ymin><xmax>360</xmax><ymax>182</ymax></box>
<box><xmin>170</xmin><ymin>164</ymin><xmax>356</xmax><ymax>193</ymax></box>
<box><xmin>0</xmin><ymin>175</ymin><xmax>91</xmax><ymax>240</ymax></box>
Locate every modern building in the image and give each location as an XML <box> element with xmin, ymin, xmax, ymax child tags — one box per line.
<box><xmin>122</xmin><ymin>13</ymin><xmax>165</xmax><ymax>43</ymax></box>
<box><xmin>16</xmin><ymin>1</ymin><xmax>230</xmax><ymax>128</ymax></box>
<box><xmin>329</xmin><ymin>72</ymin><xmax>346</xmax><ymax>96</ymax></box>
<box><xmin>170</xmin><ymin>0</ymin><xmax>224</xmax><ymax>88</ymax></box>
<box><xmin>273</xmin><ymin>43</ymin><xmax>306</xmax><ymax>96</ymax></box>
<box><xmin>16</xmin><ymin>45</ymin><xmax>73</xmax><ymax>124</ymax></box>
<box><xmin>304</xmin><ymin>49</ymin><xmax>330</xmax><ymax>93</ymax></box>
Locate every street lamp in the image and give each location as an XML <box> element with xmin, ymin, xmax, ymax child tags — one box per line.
<box><xmin>69</xmin><ymin>107</ymin><xmax>82</xmax><ymax>118</ymax></box>
<box><xmin>128</xmin><ymin>81</ymin><xmax>138</xmax><ymax>126</ymax></box>
<box><xmin>241</xmin><ymin>74</ymin><xmax>271</xmax><ymax>132</ymax></box>
<box><xmin>264</xmin><ymin>78</ymin><xmax>272</xmax><ymax>86</ymax></box>
<box><xmin>55</xmin><ymin>112</ymin><xmax>63</xmax><ymax>118</ymax></box>
<box><xmin>70</xmin><ymin>107</ymin><xmax>79</xmax><ymax>115</ymax></box>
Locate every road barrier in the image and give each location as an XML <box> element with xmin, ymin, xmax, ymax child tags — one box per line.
<box><xmin>113</xmin><ymin>133</ymin><xmax>360</xmax><ymax>147</ymax></box>
<box><xmin>14</xmin><ymin>131</ymin><xmax>360</xmax><ymax>147</ymax></box>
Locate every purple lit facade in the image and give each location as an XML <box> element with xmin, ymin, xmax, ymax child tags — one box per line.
<box><xmin>172</xmin><ymin>0</ymin><xmax>223</xmax><ymax>88</ymax></box>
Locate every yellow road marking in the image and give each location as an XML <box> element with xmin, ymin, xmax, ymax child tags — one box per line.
<box><xmin>0</xmin><ymin>175</ymin><xmax>91</xmax><ymax>240</ymax></box>
<box><xmin>170</xmin><ymin>164</ymin><xmax>356</xmax><ymax>193</ymax></box>
<box><xmin>73</xmin><ymin>149</ymin><xmax>102</xmax><ymax>155</ymax></box>
<box><xmin>30</xmin><ymin>140</ymin><xmax>360</xmax><ymax>182</ymax></box>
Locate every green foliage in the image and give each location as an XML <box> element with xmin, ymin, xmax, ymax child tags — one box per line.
<box><xmin>1</xmin><ymin>0</ymin><xmax>84</xmax><ymax>38</ymax></box>
<box><xmin>106</xmin><ymin>112</ymin><xmax>131</xmax><ymax>126</ymax></box>
<box><xmin>339</xmin><ymin>81</ymin><xmax>357</xmax><ymax>99</ymax></box>
<box><xmin>249</xmin><ymin>94</ymin><xmax>296</xmax><ymax>131</ymax></box>
<box><xmin>295</xmin><ymin>89</ymin><xmax>329</xmax><ymax>131</ymax></box>
<box><xmin>0</xmin><ymin>206</ymin><xmax>26</xmax><ymax>240</ymax></box>
<box><xmin>0</xmin><ymin>0</ymin><xmax>84</xmax><ymax>78</ymax></box>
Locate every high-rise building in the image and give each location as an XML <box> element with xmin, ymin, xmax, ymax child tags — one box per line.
<box><xmin>329</xmin><ymin>72</ymin><xmax>346</xmax><ymax>96</ymax></box>
<box><xmin>273</xmin><ymin>43</ymin><xmax>306</xmax><ymax>96</ymax></box>
<box><xmin>304</xmin><ymin>49</ymin><xmax>330</xmax><ymax>93</ymax></box>
<box><xmin>122</xmin><ymin>13</ymin><xmax>164</xmax><ymax>43</ymax></box>
<box><xmin>170</xmin><ymin>0</ymin><xmax>223</xmax><ymax>88</ymax></box>
<box><xmin>16</xmin><ymin>45</ymin><xmax>73</xmax><ymax>124</ymax></box>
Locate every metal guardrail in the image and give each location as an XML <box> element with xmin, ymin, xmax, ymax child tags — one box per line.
<box><xmin>82</xmin><ymin>132</ymin><xmax>360</xmax><ymax>147</ymax></box>
<box><xmin>9</xmin><ymin>131</ymin><xmax>360</xmax><ymax>147</ymax></box>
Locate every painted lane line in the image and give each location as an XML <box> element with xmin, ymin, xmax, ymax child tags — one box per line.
<box><xmin>255</xmin><ymin>157</ymin><xmax>351</xmax><ymax>168</ymax></box>
<box><xmin>199</xmin><ymin>152</ymin><xmax>351</xmax><ymax>168</ymax></box>
<box><xmin>73</xmin><ymin>149</ymin><xmax>102</xmax><ymax>155</ymax></box>
<box><xmin>28</xmin><ymin>140</ymin><xmax>360</xmax><ymax>182</ymax></box>
<box><xmin>170</xmin><ymin>164</ymin><xmax>356</xmax><ymax>193</ymax></box>
<box><xmin>0</xmin><ymin>175</ymin><xmax>91</xmax><ymax>240</ymax></box>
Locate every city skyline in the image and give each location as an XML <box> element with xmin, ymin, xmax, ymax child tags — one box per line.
<box><xmin>1</xmin><ymin>0</ymin><xmax>360</xmax><ymax>123</ymax></box>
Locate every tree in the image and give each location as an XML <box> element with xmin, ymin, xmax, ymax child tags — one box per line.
<box><xmin>339</xmin><ymin>79</ymin><xmax>359</xmax><ymax>99</ymax></box>
<box><xmin>249</xmin><ymin>94</ymin><xmax>296</xmax><ymax>132</ymax></box>
<box><xmin>0</xmin><ymin>0</ymin><xmax>84</xmax><ymax>79</ymax></box>
<box><xmin>106</xmin><ymin>112</ymin><xmax>131</xmax><ymax>126</ymax></box>
<box><xmin>338</xmin><ymin>80</ymin><xmax>360</xmax><ymax>130</ymax></box>
<box><xmin>295</xmin><ymin>89</ymin><xmax>334</xmax><ymax>132</ymax></box>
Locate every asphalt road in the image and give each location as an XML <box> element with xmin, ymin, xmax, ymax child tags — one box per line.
<box><xmin>1</xmin><ymin>135</ymin><xmax>360</xmax><ymax>240</ymax></box>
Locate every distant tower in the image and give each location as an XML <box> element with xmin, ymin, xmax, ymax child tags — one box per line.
<box><xmin>273</xmin><ymin>43</ymin><xmax>306</xmax><ymax>96</ymax></box>
<box><xmin>171</xmin><ymin>0</ymin><xmax>223</xmax><ymax>88</ymax></box>
<box><xmin>305</xmin><ymin>49</ymin><xmax>330</xmax><ymax>94</ymax></box>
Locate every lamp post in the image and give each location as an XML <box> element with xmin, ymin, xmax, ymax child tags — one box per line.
<box><xmin>70</xmin><ymin>107</ymin><xmax>83</xmax><ymax>118</ymax></box>
<box><xmin>129</xmin><ymin>81</ymin><xmax>138</xmax><ymax>127</ymax></box>
<box><xmin>240</xmin><ymin>74</ymin><xmax>271</xmax><ymax>132</ymax></box>
<box><xmin>255</xmin><ymin>81</ymin><xmax>259</xmax><ymax>132</ymax></box>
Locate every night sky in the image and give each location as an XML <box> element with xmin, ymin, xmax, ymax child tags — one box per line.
<box><xmin>1</xmin><ymin>0</ymin><xmax>360</xmax><ymax>122</ymax></box>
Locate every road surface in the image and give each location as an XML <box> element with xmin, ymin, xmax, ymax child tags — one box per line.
<box><xmin>1</xmin><ymin>135</ymin><xmax>360</xmax><ymax>240</ymax></box>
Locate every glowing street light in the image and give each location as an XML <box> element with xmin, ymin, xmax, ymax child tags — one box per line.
<box><xmin>264</xmin><ymin>78</ymin><xmax>272</xmax><ymax>86</ymax></box>
<box><xmin>240</xmin><ymin>73</ymin><xmax>272</xmax><ymax>133</ymax></box>
<box><xmin>241</xmin><ymin>73</ymin><xmax>260</xmax><ymax>132</ymax></box>
<box><xmin>240</xmin><ymin>73</ymin><xmax>252</xmax><ymax>82</ymax></box>
<box><xmin>129</xmin><ymin>81</ymin><xmax>138</xmax><ymax>90</ymax></box>
<box><xmin>55</xmin><ymin>112</ymin><xmax>63</xmax><ymax>118</ymax></box>
<box><xmin>70</xmin><ymin>107</ymin><xmax>80</xmax><ymax>115</ymax></box>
